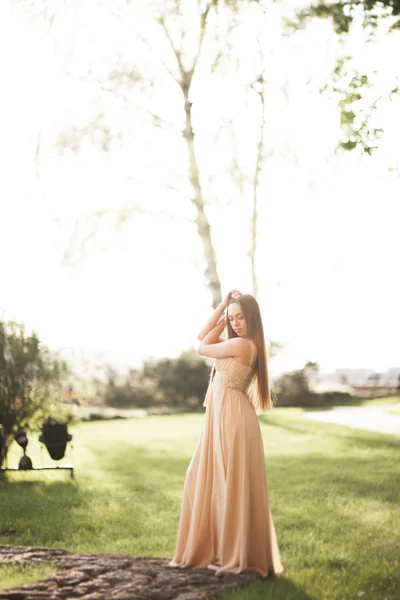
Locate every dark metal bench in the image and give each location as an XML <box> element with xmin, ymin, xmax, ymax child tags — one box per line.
<box><xmin>0</xmin><ymin>421</ymin><xmax>74</xmax><ymax>478</ymax></box>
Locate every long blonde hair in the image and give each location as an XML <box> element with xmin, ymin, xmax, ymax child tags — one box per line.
<box><xmin>226</xmin><ymin>294</ymin><xmax>276</xmax><ymax>413</ymax></box>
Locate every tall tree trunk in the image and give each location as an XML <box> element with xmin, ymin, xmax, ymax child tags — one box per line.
<box><xmin>251</xmin><ymin>74</ymin><xmax>267</xmax><ymax>299</ymax></box>
<box><xmin>159</xmin><ymin>3</ymin><xmax>222</xmax><ymax>307</ymax></box>
<box><xmin>183</xmin><ymin>82</ymin><xmax>221</xmax><ymax>307</ymax></box>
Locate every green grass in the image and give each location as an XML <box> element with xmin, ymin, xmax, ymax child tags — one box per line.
<box><xmin>299</xmin><ymin>395</ymin><xmax>400</xmax><ymax>410</ymax></box>
<box><xmin>353</xmin><ymin>395</ymin><xmax>399</xmax><ymax>407</ymax></box>
<box><xmin>0</xmin><ymin>563</ymin><xmax>56</xmax><ymax>590</ymax></box>
<box><xmin>387</xmin><ymin>408</ymin><xmax>400</xmax><ymax>416</ymax></box>
<box><xmin>1</xmin><ymin>412</ymin><xmax>399</xmax><ymax>599</ymax></box>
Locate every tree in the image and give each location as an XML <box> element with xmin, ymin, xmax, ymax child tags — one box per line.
<box><xmin>24</xmin><ymin>0</ymin><xmax>290</xmax><ymax>305</ymax></box>
<box><xmin>249</xmin><ymin>71</ymin><xmax>267</xmax><ymax>298</ymax></box>
<box><xmin>57</xmin><ymin>0</ymin><xmax>240</xmax><ymax>307</ymax></box>
<box><xmin>288</xmin><ymin>0</ymin><xmax>400</xmax><ymax>154</ymax></box>
<box><xmin>292</xmin><ymin>1</ymin><xmax>400</xmax><ymax>34</ymax></box>
<box><xmin>0</xmin><ymin>320</ymin><xmax>66</xmax><ymax>462</ymax></box>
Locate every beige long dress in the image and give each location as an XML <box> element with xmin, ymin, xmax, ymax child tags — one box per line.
<box><xmin>168</xmin><ymin>341</ymin><xmax>284</xmax><ymax>578</ymax></box>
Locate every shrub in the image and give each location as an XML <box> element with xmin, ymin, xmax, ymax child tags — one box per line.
<box><xmin>103</xmin><ymin>349</ymin><xmax>210</xmax><ymax>409</ymax></box>
<box><xmin>0</xmin><ymin>320</ymin><xmax>67</xmax><ymax>463</ymax></box>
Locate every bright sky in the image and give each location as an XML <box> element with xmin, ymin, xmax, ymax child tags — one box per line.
<box><xmin>0</xmin><ymin>0</ymin><xmax>399</xmax><ymax>378</ymax></box>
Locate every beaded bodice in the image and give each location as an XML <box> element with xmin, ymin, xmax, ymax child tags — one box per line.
<box><xmin>213</xmin><ymin>357</ymin><xmax>255</xmax><ymax>392</ymax></box>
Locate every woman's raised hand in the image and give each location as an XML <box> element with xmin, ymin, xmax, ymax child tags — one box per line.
<box><xmin>221</xmin><ymin>289</ymin><xmax>242</xmax><ymax>309</ymax></box>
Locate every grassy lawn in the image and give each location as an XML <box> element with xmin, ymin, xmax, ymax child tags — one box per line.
<box><xmin>343</xmin><ymin>396</ymin><xmax>400</xmax><ymax>406</ymax></box>
<box><xmin>0</xmin><ymin>563</ymin><xmax>56</xmax><ymax>591</ymax></box>
<box><xmin>299</xmin><ymin>395</ymin><xmax>400</xmax><ymax>411</ymax></box>
<box><xmin>1</xmin><ymin>411</ymin><xmax>399</xmax><ymax>600</ymax></box>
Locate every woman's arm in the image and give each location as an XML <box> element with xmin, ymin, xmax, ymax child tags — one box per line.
<box><xmin>197</xmin><ymin>289</ymin><xmax>242</xmax><ymax>341</ymax></box>
<box><xmin>197</xmin><ymin>303</ymin><xmax>225</xmax><ymax>342</ymax></box>
<box><xmin>198</xmin><ymin>333</ymin><xmax>248</xmax><ymax>360</ymax></box>
<box><xmin>200</xmin><ymin>318</ymin><xmax>225</xmax><ymax>345</ymax></box>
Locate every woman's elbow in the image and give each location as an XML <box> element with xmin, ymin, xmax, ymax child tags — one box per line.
<box><xmin>197</xmin><ymin>342</ymin><xmax>205</xmax><ymax>356</ymax></box>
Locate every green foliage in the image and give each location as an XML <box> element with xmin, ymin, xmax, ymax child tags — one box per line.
<box><xmin>104</xmin><ymin>367</ymin><xmax>154</xmax><ymax>409</ymax></box>
<box><xmin>0</xmin><ymin>320</ymin><xmax>67</xmax><ymax>458</ymax></box>
<box><xmin>274</xmin><ymin>368</ymin><xmax>317</xmax><ymax>406</ymax></box>
<box><xmin>286</xmin><ymin>1</ymin><xmax>399</xmax><ymax>154</ymax></box>
<box><xmin>103</xmin><ymin>350</ymin><xmax>210</xmax><ymax>409</ymax></box>
<box><xmin>287</xmin><ymin>1</ymin><xmax>400</xmax><ymax>35</ymax></box>
<box><xmin>286</xmin><ymin>2</ymin><xmax>353</xmax><ymax>34</ymax></box>
<box><xmin>320</xmin><ymin>56</ymin><xmax>385</xmax><ymax>154</ymax></box>
<box><xmin>274</xmin><ymin>366</ymin><xmax>352</xmax><ymax>406</ymax></box>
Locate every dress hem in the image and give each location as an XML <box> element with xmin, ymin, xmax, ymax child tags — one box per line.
<box><xmin>167</xmin><ymin>559</ymin><xmax>284</xmax><ymax>579</ymax></box>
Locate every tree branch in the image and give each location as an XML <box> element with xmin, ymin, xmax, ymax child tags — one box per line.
<box><xmin>136</xmin><ymin>33</ymin><xmax>181</xmax><ymax>85</ymax></box>
<box><xmin>191</xmin><ymin>0</ymin><xmax>217</xmax><ymax>76</ymax></box>
<box><xmin>158</xmin><ymin>16</ymin><xmax>185</xmax><ymax>80</ymax></box>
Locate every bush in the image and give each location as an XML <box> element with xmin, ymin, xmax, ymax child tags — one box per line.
<box><xmin>0</xmin><ymin>320</ymin><xmax>67</xmax><ymax>463</ymax></box>
<box><xmin>103</xmin><ymin>368</ymin><xmax>155</xmax><ymax>409</ymax></box>
<box><xmin>103</xmin><ymin>349</ymin><xmax>210</xmax><ymax>409</ymax></box>
<box><xmin>274</xmin><ymin>368</ymin><xmax>353</xmax><ymax>407</ymax></box>
<box><xmin>322</xmin><ymin>391</ymin><xmax>352</xmax><ymax>404</ymax></box>
<box><xmin>274</xmin><ymin>369</ymin><xmax>312</xmax><ymax>406</ymax></box>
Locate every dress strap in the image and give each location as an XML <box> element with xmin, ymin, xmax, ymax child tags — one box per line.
<box><xmin>248</xmin><ymin>340</ymin><xmax>255</xmax><ymax>367</ymax></box>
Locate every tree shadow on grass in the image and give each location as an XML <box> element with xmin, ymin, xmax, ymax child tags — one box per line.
<box><xmin>95</xmin><ymin>442</ymin><xmax>399</xmax><ymax>599</ymax></box>
<box><xmin>217</xmin><ymin>576</ymin><xmax>314</xmax><ymax>600</ymax></box>
<box><xmin>97</xmin><ymin>446</ymin><xmax>316</xmax><ymax>600</ymax></box>
<box><xmin>1</xmin><ymin>424</ymin><xmax>398</xmax><ymax>600</ymax></box>
<box><xmin>0</xmin><ymin>448</ymin><xmax>315</xmax><ymax>600</ymax></box>
<box><xmin>89</xmin><ymin>441</ymin><xmax>190</xmax><ymax>490</ymax></box>
<box><xmin>0</xmin><ymin>477</ymin><xmax>90</xmax><ymax>547</ymax></box>
<box><xmin>261</xmin><ymin>414</ymin><xmax>399</xmax><ymax>505</ymax></box>
<box><xmin>271</xmin><ymin>453</ymin><xmax>399</xmax><ymax>505</ymax></box>
<box><xmin>0</xmin><ymin>442</ymin><xmax>191</xmax><ymax>554</ymax></box>
<box><xmin>95</xmin><ymin>420</ymin><xmax>400</xmax><ymax>508</ymax></box>
<box><xmin>260</xmin><ymin>416</ymin><xmax>313</xmax><ymax>436</ymax></box>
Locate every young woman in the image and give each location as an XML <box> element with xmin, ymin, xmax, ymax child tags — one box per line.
<box><xmin>168</xmin><ymin>290</ymin><xmax>284</xmax><ymax>578</ymax></box>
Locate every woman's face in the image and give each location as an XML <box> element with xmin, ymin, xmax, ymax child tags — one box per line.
<box><xmin>227</xmin><ymin>302</ymin><xmax>247</xmax><ymax>337</ymax></box>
